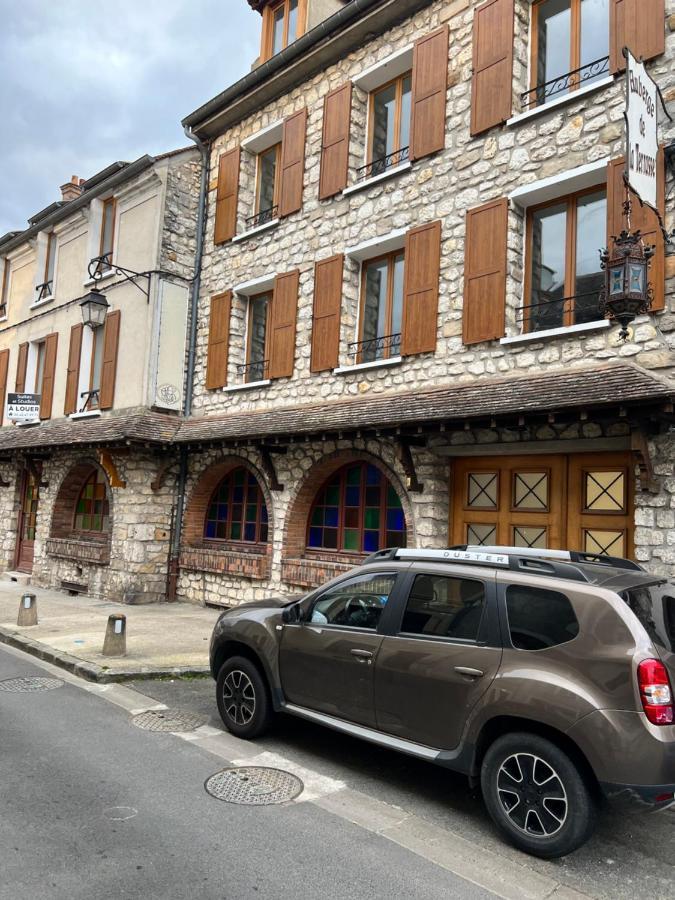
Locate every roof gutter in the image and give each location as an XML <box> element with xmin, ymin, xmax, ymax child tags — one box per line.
<box><xmin>182</xmin><ymin>0</ymin><xmax>433</xmax><ymax>137</ymax></box>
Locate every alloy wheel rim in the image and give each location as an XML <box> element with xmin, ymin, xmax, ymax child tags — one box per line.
<box><xmin>223</xmin><ymin>670</ymin><xmax>256</xmax><ymax>726</ymax></box>
<box><xmin>496</xmin><ymin>752</ymin><xmax>568</xmax><ymax>838</ymax></box>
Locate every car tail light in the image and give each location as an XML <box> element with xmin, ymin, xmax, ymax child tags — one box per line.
<box><xmin>638</xmin><ymin>659</ymin><xmax>674</xmax><ymax>726</ymax></box>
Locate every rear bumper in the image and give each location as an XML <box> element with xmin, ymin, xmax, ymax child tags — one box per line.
<box><xmin>599</xmin><ymin>781</ymin><xmax>675</xmax><ymax>811</ymax></box>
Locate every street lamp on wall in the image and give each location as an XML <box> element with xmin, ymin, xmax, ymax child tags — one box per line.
<box><xmin>80</xmin><ymin>288</ymin><xmax>110</xmax><ymax>328</ymax></box>
<box><xmin>599</xmin><ymin>224</ymin><xmax>654</xmax><ymax>341</ymax></box>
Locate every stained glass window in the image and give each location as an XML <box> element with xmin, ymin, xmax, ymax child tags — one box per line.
<box><xmin>204</xmin><ymin>467</ymin><xmax>268</xmax><ymax>544</ymax></box>
<box><xmin>74</xmin><ymin>469</ymin><xmax>110</xmax><ymax>533</ymax></box>
<box><xmin>307</xmin><ymin>463</ymin><xmax>406</xmax><ymax>554</ymax></box>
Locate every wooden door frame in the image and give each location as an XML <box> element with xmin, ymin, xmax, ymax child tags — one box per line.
<box><xmin>14</xmin><ymin>466</ymin><xmax>39</xmax><ymax>572</ymax></box>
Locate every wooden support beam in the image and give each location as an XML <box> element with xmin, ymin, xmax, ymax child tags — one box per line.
<box><xmin>396</xmin><ymin>440</ymin><xmax>424</xmax><ymax>494</ymax></box>
<box><xmin>97</xmin><ymin>450</ymin><xmax>127</xmax><ymax>488</ymax></box>
<box><xmin>259</xmin><ymin>445</ymin><xmax>284</xmax><ymax>492</ymax></box>
<box><xmin>151</xmin><ymin>460</ymin><xmax>175</xmax><ymax>493</ymax></box>
<box><xmin>631</xmin><ymin>430</ymin><xmax>659</xmax><ymax>493</ymax></box>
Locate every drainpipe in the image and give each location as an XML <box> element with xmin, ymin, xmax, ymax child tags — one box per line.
<box><xmin>167</xmin><ymin>128</ymin><xmax>210</xmax><ymax>600</ymax></box>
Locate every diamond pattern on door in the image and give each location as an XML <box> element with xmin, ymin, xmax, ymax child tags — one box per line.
<box><xmin>513</xmin><ymin>472</ymin><xmax>548</xmax><ymax>510</ymax></box>
<box><xmin>585</xmin><ymin>471</ymin><xmax>626</xmax><ymax>512</ymax></box>
<box><xmin>467</xmin><ymin>524</ymin><xmax>496</xmax><ymax>546</ymax></box>
<box><xmin>467</xmin><ymin>472</ymin><xmax>498</xmax><ymax>509</ymax></box>
<box><xmin>513</xmin><ymin>526</ymin><xmax>547</xmax><ymax>549</ymax></box>
<box><xmin>584</xmin><ymin>529</ymin><xmax>625</xmax><ymax>556</ymax></box>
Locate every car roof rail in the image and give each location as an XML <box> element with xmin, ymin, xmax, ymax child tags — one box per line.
<box><xmin>459</xmin><ymin>545</ymin><xmax>643</xmax><ymax>572</ymax></box>
<box><xmin>364</xmin><ymin>547</ymin><xmax>593</xmax><ymax>583</ymax></box>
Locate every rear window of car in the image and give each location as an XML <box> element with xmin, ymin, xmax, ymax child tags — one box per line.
<box><xmin>505</xmin><ymin>585</ymin><xmax>579</xmax><ymax>651</ymax></box>
<box><xmin>620</xmin><ymin>582</ymin><xmax>675</xmax><ymax>652</ymax></box>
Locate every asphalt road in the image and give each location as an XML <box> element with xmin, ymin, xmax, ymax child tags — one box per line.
<box><xmin>127</xmin><ymin>674</ymin><xmax>675</xmax><ymax>900</ymax></box>
<box><xmin>0</xmin><ymin>644</ymin><xmax>493</xmax><ymax>900</ymax></box>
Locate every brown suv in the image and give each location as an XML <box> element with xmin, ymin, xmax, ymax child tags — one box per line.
<box><xmin>209</xmin><ymin>546</ymin><xmax>675</xmax><ymax>858</ymax></box>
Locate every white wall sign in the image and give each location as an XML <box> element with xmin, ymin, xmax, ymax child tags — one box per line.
<box><xmin>625</xmin><ymin>50</ymin><xmax>659</xmax><ymax>211</ymax></box>
<box><xmin>6</xmin><ymin>393</ymin><xmax>40</xmax><ymax>422</ymax></box>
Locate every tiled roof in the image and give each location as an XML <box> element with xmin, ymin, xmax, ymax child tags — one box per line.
<box><xmin>176</xmin><ymin>364</ymin><xmax>674</xmax><ymax>444</ymax></box>
<box><xmin>0</xmin><ymin>365</ymin><xmax>670</xmax><ymax>453</ymax></box>
<box><xmin>0</xmin><ymin>411</ymin><xmax>181</xmax><ymax>453</ymax></box>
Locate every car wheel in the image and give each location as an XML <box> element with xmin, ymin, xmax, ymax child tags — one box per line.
<box><xmin>216</xmin><ymin>655</ymin><xmax>272</xmax><ymax>739</ymax></box>
<box><xmin>481</xmin><ymin>732</ymin><xmax>597</xmax><ymax>859</ymax></box>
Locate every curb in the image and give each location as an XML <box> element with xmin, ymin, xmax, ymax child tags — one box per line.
<box><xmin>0</xmin><ymin>627</ymin><xmax>211</xmax><ymax>683</ymax></box>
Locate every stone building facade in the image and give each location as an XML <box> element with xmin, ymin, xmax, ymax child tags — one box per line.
<box><xmin>0</xmin><ymin>149</ymin><xmax>200</xmax><ymax>602</ymax></box>
<box><xmin>177</xmin><ymin>0</ymin><xmax>675</xmax><ymax>607</ymax></box>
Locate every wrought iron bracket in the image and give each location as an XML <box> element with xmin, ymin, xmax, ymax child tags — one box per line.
<box><xmin>97</xmin><ymin>450</ymin><xmax>127</xmax><ymax>489</ymax></box>
<box><xmin>88</xmin><ymin>256</ymin><xmax>150</xmax><ymax>299</ymax></box>
<box><xmin>396</xmin><ymin>440</ymin><xmax>424</xmax><ymax>494</ymax></box>
<box><xmin>631</xmin><ymin>430</ymin><xmax>658</xmax><ymax>493</ymax></box>
<box><xmin>259</xmin><ymin>445</ymin><xmax>284</xmax><ymax>492</ymax></box>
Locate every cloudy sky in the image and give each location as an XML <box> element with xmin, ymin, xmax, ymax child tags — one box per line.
<box><xmin>0</xmin><ymin>0</ymin><xmax>260</xmax><ymax>235</ymax></box>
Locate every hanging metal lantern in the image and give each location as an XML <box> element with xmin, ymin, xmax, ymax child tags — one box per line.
<box><xmin>599</xmin><ymin>228</ymin><xmax>654</xmax><ymax>340</ymax></box>
<box><xmin>80</xmin><ymin>289</ymin><xmax>110</xmax><ymax>328</ymax></box>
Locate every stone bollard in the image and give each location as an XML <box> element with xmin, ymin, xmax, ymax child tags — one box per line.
<box><xmin>102</xmin><ymin>614</ymin><xmax>127</xmax><ymax>657</ymax></box>
<box><xmin>17</xmin><ymin>592</ymin><xmax>38</xmax><ymax>627</ymax></box>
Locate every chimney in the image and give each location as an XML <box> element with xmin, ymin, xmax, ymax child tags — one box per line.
<box><xmin>60</xmin><ymin>175</ymin><xmax>83</xmax><ymax>202</ymax></box>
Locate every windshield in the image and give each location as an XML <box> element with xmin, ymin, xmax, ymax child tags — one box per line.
<box><xmin>620</xmin><ymin>582</ymin><xmax>675</xmax><ymax>652</ymax></box>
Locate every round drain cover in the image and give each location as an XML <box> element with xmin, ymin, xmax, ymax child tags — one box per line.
<box><xmin>0</xmin><ymin>676</ymin><xmax>64</xmax><ymax>693</ymax></box>
<box><xmin>205</xmin><ymin>766</ymin><xmax>304</xmax><ymax>806</ymax></box>
<box><xmin>130</xmin><ymin>708</ymin><xmax>207</xmax><ymax>733</ymax></box>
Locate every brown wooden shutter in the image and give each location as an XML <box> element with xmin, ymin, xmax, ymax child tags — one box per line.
<box><xmin>470</xmin><ymin>0</ymin><xmax>514</xmax><ymax>137</ymax></box>
<box><xmin>311</xmin><ymin>254</ymin><xmax>343</xmax><ymax>372</ymax></box>
<box><xmin>410</xmin><ymin>26</ymin><xmax>449</xmax><ymax>161</ymax></box>
<box><xmin>462</xmin><ymin>198</ymin><xmax>508</xmax><ymax>345</ymax></box>
<box><xmin>15</xmin><ymin>342</ymin><xmax>28</xmax><ymax>393</ymax></box>
<box><xmin>401</xmin><ymin>221</ymin><xmax>442</xmax><ymax>356</ymax></box>
<box><xmin>64</xmin><ymin>323</ymin><xmax>83</xmax><ymax>415</ymax></box>
<box><xmin>39</xmin><ymin>332</ymin><xmax>58</xmax><ymax>420</ymax></box>
<box><xmin>319</xmin><ymin>85</ymin><xmax>352</xmax><ymax>200</ymax></box>
<box><xmin>0</xmin><ymin>348</ymin><xmax>9</xmax><ymax>426</ymax></box>
<box><xmin>611</xmin><ymin>0</ymin><xmax>665</xmax><ymax>74</ymax></box>
<box><xmin>279</xmin><ymin>109</ymin><xmax>307</xmax><ymax>217</ymax></box>
<box><xmin>99</xmin><ymin>309</ymin><xmax>121</xmax><ymax>410</ymax></box>
<box><xmin>607</xmin><ymin>155</ymin><xmax>665</xmax><ymax>311</ymax></box>
<box><xmin>206</xmin><ymin>291</ymin><xmax>232</xmax><ymax>390</ymax></box>
<box><xmin>269</xmin><ymin>270</ymin><xmax>300</xmax><ymax>379</ymax></box>
<box><xmin>214</xmin><ymin>147</ymin><xmax>240</xmax><ymax>244</ymax></box>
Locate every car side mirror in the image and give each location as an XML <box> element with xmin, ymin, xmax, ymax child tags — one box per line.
<box><xmin>282</xmin><ymin>603</ymin><xmax>302</xmax><ymax>624</ymax></box>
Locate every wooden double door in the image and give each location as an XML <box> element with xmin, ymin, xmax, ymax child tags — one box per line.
<box><xmin>450</xmin><ymin>453</ymin><xmax>634</xmax><ymax>559</ymax></box>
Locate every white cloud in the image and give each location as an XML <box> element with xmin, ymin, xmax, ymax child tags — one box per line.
<box><xmin>0</xmin><ymin>0</ymin><xmax>260</xmax><ymax>233</ymax></box>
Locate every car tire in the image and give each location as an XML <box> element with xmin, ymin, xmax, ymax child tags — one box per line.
<box><xmin>216</xmin><ymin>655</ymin><xmax>272</xmax><ymax>739</ymax></box>
<box><xmin>481</xmin><ymin>732</ymin><xmax>597</xmax><ymax>859</ymax></box>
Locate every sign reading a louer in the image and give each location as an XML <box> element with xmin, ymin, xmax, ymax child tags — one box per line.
<box><xmin>625</xmin><ymin>49</ymin><xmax>658</xmax><ymax>211</ymax></box>
<box><xmin>6</xmin><ymin>393</ymin><xmax>40</xmax><ymax>422</ymax></box>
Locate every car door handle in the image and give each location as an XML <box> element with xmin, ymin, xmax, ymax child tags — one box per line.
<box><xmin>350</xmin><ymin>649</ymin><xmax>374</xmax><ymax>660</ymax></box>
<box><xmin>454</xmin><ymin>666</ymin><xmax>484</xmax><ymax>678</ymax></box>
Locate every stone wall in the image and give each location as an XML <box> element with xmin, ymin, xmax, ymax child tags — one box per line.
<box><xmin>193</xmin><ymin>0</ymin><xmax>675</xmax><ymax>422</ymax></box>
<box><xmin>23</xmin><ymin>448</ymin><xmax>179</xmax><ymax>603</ymax></box>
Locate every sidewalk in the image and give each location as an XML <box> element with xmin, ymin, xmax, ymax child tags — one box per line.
<box><xmin>0</xmin><ymin>580</ymin><xmax>222</xmax><ymax>682</ymax></box>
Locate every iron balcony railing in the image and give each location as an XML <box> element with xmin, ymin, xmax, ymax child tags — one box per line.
<box><xmin>516</xmin><ymin>291</ymin><xmax>603</xmax><ymax>328</ymax></box>
<box><xmin>245</xmin><ymin>205</ymin><xmax>279</xmax><ymax>230</ymax></box>
<box><xmin>521</xmin><ymin>55</ymin><xmax>610</xmax><ymax>111</ymax></box>
<box><xmin>357</xmin><ymin>146</ymin><xmax>409</xmax><ymax>182</ymax></box>
<box><xmin>79</xmin><ymin>388</ymin><xmax>100</xmax><ymax>412</ymax></box>
<box><xmin>349</xmin><ymin>332</ymin><xmax>402</xmax><ymax>361</ymax></box>
<box><xmin>236</xmin><ymin>359</ymin><xmax>269</xmax><ymax>382</ymax></box>
<box><xmin>35</xmin><ymin>280</ymin><xmax>54</xmax><ymax>302</ymax></box>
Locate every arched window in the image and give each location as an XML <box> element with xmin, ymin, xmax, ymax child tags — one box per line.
<box><xmin>307</xmin><ymin>462</ymin><xmax>406</xmax><ymax>553</ymax></box>
<box><xmin>204</xmin><ymin>467</ymin><xmax>268</xmax><ymax>543</ymax></box>
<box><xmin>74</xmin><ymin>469</ymin><xmax>110</xmax><ymax>533</ymax></box>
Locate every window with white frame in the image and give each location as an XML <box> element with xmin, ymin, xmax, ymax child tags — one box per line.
<box><xmin>36</xmin><ymin>233</ymin><xmax>57</xmax><ymax>303</ymax></box>
<box><xmin>243</xmin><ymin>291</ymin><xmax>271</xmax><ymax>383</ymax></box>
<box><xmin>358</xmin><ymin>251</ymin><xmax>405</xmax><ymax>362</ymax></box>
<box><xmin>522</xmin><ymin>0</ymin><xmax>610</xmax><ymax>112</ymax></box>
<box><xmin>0</xmin><ymin>259</ymin><xmax>9</xmax><ymax>318</ymax></box>
<box><xmin>241</xmin><ymin>122</ymin><xmax>284</xmax><ymax>232</ymax></box>
<box><xmin>92</xmin><ymin>197</ymin><xmax>116</xmax><ymax>277</ymax></box>
<box><xmin>77</xmin><ymin>324</ymin><xmax>105</xmax><ymax>411</ymax></box>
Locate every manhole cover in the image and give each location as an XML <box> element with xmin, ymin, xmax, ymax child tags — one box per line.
<box><xmin>130</xmin><ymin>709</ymin><xmax>207</xmax><ymax>733</ymax></box>
<box><xmin>0</xmin><ymin>676</ymin><xmax>64</xmax><ymax>693</ymax></box>
<box><xmin>205</xmin><ymin>766</ymin><xmax>304</xmax><ymax>805</ymax></box>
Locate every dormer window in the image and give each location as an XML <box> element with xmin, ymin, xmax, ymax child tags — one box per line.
<box><xmin>261</xmin><ymin>0</ymin><xmax>304</xmax><ymax>61</ymax></box>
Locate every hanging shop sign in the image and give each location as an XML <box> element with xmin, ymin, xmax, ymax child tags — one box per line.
<box><xmin>625</xmin><ymin>49</ymin><xmax>659</xmax><ymax>211</ymax></box>
<box><xmin>6</xmin><ymin>393</ymin><xmax>40</xmax><ymax>422</ymax></box>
